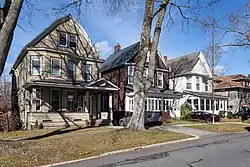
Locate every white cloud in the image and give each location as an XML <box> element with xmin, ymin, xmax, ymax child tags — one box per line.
<box><xmin>215</xmin><ymin>65</ymin><xmax>226</xmax><ymax>76</ymax></box>
<box><xmin>95</xmin><ymin>41</ymin><xmax>112</xmax><ymax>58</ymax></box>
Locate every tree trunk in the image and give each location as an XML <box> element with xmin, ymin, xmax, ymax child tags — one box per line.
<box><xmin>0</xmin><ymin>0</ymin><xmax>23</xmax><ymax>76</ymax></box>
<box><xmin>128</xmin><ymin>0</ymin><xmax>154</xmax><ymax>131</ymax></box>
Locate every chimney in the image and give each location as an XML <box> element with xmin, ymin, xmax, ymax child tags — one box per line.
<box><xmin>114</xmin><ymin>43</ymin><xmax>121</xmax><ymax>53</ymax></box>
<box><xmin>164</xmin><ymin>56</ymin><xmax>168</xmax><ymax>64</ymax></box>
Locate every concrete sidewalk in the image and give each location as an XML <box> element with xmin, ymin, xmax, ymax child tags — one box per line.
<box><xmin>158</xmin><ymin>125</ymin><xmax>216</xmax><ymax>137</ymax></box>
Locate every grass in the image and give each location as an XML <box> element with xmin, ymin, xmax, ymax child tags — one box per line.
<box><xmin>0</xmin><ymin>127</ymin><xmax>190</xmax><ymax>167</ymax></box>
<box><xmin>186</xmin><ymin>123</ymin><xmax>250</xmax><ymax>132</ymax></box>
<box><xmin>220</xmin><ymin>118</ymin><xmax>242</xmax><ymax>122</ymax></box>
<box><xmin>163</xmin><ymin>119</ymin><xmax>204</xmax><ymax>125</ymax></box>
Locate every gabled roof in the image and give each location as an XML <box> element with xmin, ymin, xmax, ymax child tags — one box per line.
<box><xmin>215</xmin><ymin>75</ymin><xmax>250</xmax><ymax>89</ymax></box>
<box><xmin>101</xmin><ymin>42</ymin><xmax>140</xmax><ymax>72</ymax></box>
<box><xmin>167</xmin><ymin>52</ymin><xmax>200</xmax><ymax>76</ymax></box>
<box><xmin>12</xmin><ymin>14</ymin><xmax>99</xmax><ymax>70</ymax></box>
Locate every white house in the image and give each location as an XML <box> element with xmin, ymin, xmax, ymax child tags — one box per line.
<box><xmin>167</xmin><ymin>52</ymin><xmax>228</xmax><ymax>116</ymax></box>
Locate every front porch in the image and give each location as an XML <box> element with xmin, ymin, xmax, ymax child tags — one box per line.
<box><xmin>20</xmin><ymin>78</ymin><xmax>118</xmax><ymax>128</ymax></box>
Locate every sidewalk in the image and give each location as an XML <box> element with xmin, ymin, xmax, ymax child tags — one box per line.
<box><xmin>158</xmin><ymin>125</ymin><xmax>216</xmax><ymax>137</ymax></box>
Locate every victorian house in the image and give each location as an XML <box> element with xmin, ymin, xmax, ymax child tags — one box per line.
<box><xmin>167</xmin><ymin>52</ymin><xmax>228</xmax><ymax>115</ymax></box>
<box><xmin>101</xmin><ymin>43</ymin><xmax>183</xmax><ymax>123</ymax></box>
<box><xmin>11</xmin><ymin>15</ymin><xmax>119</xmax><ymax>128</ymax></box>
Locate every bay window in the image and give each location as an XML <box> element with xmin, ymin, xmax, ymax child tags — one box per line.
<box><xmin>51</xmin><ymin>58</ymin><xmax>61</xmax><ymax>76</ymax></box>
<box><xmin>31</xmin><ymin>56</ymin><xmax>41</xmax><ymax>75</ymax></box>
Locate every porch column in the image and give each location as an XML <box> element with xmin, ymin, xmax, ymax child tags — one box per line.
<box><xmin>198</xmin><ymin>98</ymin><xmax>201</xmax><ymax>110</ymax></box>
<box><xmin>109</xmin><ymin>93</ymin><xmax>113</xmax><ymax>123</ymax></box>
<box><xmin>31</xmin><ymin>88</ymin><xmax>36</xmax><ymax>112</ymax></box>
<box><xmin>161</xmin><ymin>96</ymin><xmax>164</xmax><ymax>111</ymax></box>
<box><xmin>225</xmin><ymin>100</ymin><xmax>228</xmax><ymax>111</ymax></box>
<box><xmin>85</xmin><ymin>92</ymin><xmax>89</xmax><ymax>113</ymax></box>
<box><xmin>98</xmin><ymin>93</ymin><xmax>101</xmax><ymax>119</ymax></box>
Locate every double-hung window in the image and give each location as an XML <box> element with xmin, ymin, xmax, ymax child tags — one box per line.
<box><xmin>69</xmin><ymin>35</ymin><xmax>77</xmax><ymax>48</ymax></box>
<box><xmin>128</xmin><ymin>98</ymin><xmax>134</xmax><ymax>111</ymax></box>
<box><xmin>67</xmin><ymin>60</ymin><xmax>75</xmax><ymax>79</ymax></box>
<box><xmin>83</xmin><ymin>64</ymin><xmax>92</xmax><ymax>81</ymax></box>
<box><xmin>59</xmin><ymin>33</ymin><xmax>67</xmax><ymax>46</ymax></box>
<box><xmin>186</xmin><ymin>76</ymin><xmax>192</xmax><ymax>89</ymax></box>
<box><xmin>196</xmin><ymin>76</ymin><xmax>200</xmax><ymax>90</ymax></box>
<box><xmin>31</xmin><ymin>56</ymin><xmax>41</xmax><ymax>75</ymax></box>
<box><xmin>205</xmin><ymin>79</ymin><xmax>209</xmax><ymax>91</ymax></box>
<box><xmin>128</xmin><ymin>66</ymin><xmax>134</xmax><ymax>84</ymax></box>
<box><xmin>157</xmin><ymin>72</ymin><xmax>163</xmax><ymax>88</ymax></box>
<box><xmin>51</xmin><ymin>58</ymin><xmax>61</xmax><ymax>76</ymax></box>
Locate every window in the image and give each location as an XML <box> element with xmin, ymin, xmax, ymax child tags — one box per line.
<box><xmin>69</xmin><ymin>35</ymin><xmax>77</xmax><ymax>48</ymax></box>
<box><xmin>67</xmin><ymin>90</ymin><xmax>74</xmax><ymax>112</ymax></box>
<box><xmin>196</xmin><ymin>76</ymin><xmax>200</xmax><ymax>90</ymax></box>
<box><xmin>35</xmin><ymin>89</ymin><xmax>41</xmax><ymax>111</ymax></box>
<box><xmin>51</xmin><ymin>58</ymin><xmax>61</xmax><ymax>76</ymax></box>
<box><xmin>51</xmin><ymin>90</ymin><xmax>60</xmax><ymax>111</ymax></box>
<box><xmin>205</xmin><ymin>79</ymin><xmax>209</xmax><ymax>91</ymax></box>
<box><xmin>164</xmin><ymin>100</ymin><xmax>169</xmax><ymax>111</ymax></box>
<box><xmin>187</xmin><ymin>99</ymin><xmax>192</xmax><ymax>105</ymax></box>
<box><xmin>157</xmin><ymin>72</ymin><xmax>163</xmax><ymax>88</ymax></box>
<box><xmin>206</xmin><ymin>99</ymin><xmax>210</xmax><ymax>110</ymax></box>
<box><xmin>59</xmin><ymin>33</ymin><xmax>67</xmax><ymax>46</ymax></box>
<box><xmin>67</xmin><ymin>60</ymin><xmax>75</xmax><ymax>79</ymax></box>
<box><xmin>31</xmin><ymin>56</ymin><xmax>41</xmax><ymax>75</ymax></box>
<box><xmin>128</xmin><ymin>66</ymin><xmax>134</xmax><ymax>84</ymax></box>
<box><xmin>200</xmin><ymin>99</ymin><xmax>204</xmax><ymax>110</ymax></box>
<box><xmin>194</xmin><ymin>99</ymin><xmax>198</xmax><ymax>110</ymax></box>
<box><xmin>216</xmin><ymin>100</ymin><xmax>219</xmax><ymax>110</ymax></box>
<box><xmin>128</xmin><ymin>98</ymin><xmax>134</xmax><ymax>111</ymax></box>
<box><xmin>83</xmin><ymin>64</ymin><xmax>92</xmax><ymax>81</ymax></box>
<box><xmin>186</xmin><ymin>76</ymin><xmax>192</xmax><ymax>89</ymax></box>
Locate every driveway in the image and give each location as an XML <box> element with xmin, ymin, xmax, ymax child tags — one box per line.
<box><xmin>58</xmin><ymin>132</ymin><xmax>250</xmax><ymax>167</ymax></box>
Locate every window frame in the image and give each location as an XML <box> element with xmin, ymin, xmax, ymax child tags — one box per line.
<box><xmin>69</xmin><ymin>34</ymin><xmax>77</xmax><ymax>48</ymax></box>
<box><xmin>157</xmin><ymin>72</ymin><xmax>163</xmax><ymax>88</ymax></box>
<box><xmin>58</xmin><ymin>32</ymin><xmax>67</xmax><ymax>47</ymax></box>
<box><xmin>51</xmin><ymin>57</ymin><xmax>61</xmax><ymax>76</ymax></box>
<box><xmin>67</xmin><ymin>60</ymin><xmax>75</xmax><ymax>80</ymax></box>
<box><xmin>31</xmin><ymin>55</ymin><xmax>42</xmax><ymax>76</ymax></box>
<box><xmin>205</xmin><ymin>79</ymin><xmax>209</xmax><ymax>91</ymax></box>
<box><xmin>186</xmin><ymin>76</ymin><xmax>192</xmax><ymax>89</ymax></box>
<box><xmin>83</xmin><ymin>64</ymin><xmax>92</xmax><ymax>82</ymax></box>
<box><xmin>196</xmin><ymin>76</ymin><xmax>200</xmax><ymax>91</ymax></box>
<box><xmin>128</xmin><ymin>66</ymin><xmax>134</xmax><ymax>85</ymax></box>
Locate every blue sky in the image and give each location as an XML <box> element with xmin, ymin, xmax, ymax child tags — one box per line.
<box><xmin>4</xmin><ymin>0</ymin><xmax>249</xmax><ymax>76</ymax></box>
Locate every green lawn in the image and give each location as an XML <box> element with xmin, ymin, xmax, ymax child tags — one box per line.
<box><xmin>0</xmin><ymin>127</ymin><xmax>190</xmax><ymax>167</ymax></box>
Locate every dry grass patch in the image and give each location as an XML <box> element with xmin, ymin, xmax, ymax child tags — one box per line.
<box><xmin>186</xmin><ymin>124</ymin><xmax>250</xmax><ymax>132</ymax></box>
<box><xmin>164</xmin><ymin>119</ymin><xmax>203</xmax><ymax>125</ymax></box>
<box><xmin>0</xmin><ymin>127</ymin><xmax>190</xmax><ymax>167</ymax></box>
<box><xmin>220</xmin><ymin>118</ymin><xmax>242</xmax><ymax>122</ymax></box>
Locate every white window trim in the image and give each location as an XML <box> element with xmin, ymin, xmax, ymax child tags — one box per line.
<box><xmin>31</xmin><ymin>55</ymin><xmax>42</xmax><ymax>76</ymax></box>
<box><xmin>196</xmin><ymin>76</ymin><xmax>200</xmax><ymax>91</ymax></box>
<box><xmin>84</xmin><ymin>64</ymin><xmax>92</xmax><ymax>82</ymax></box>
<box><xmin>58</xmin><ymin>32</ymin><xmax>67</xmax><ymax>47</ymax></box>
<box><xmin>51</xmin><ymin>57</ymin><xmax>61</xmax><ymax>76</ymax></box>
<box><xmin>128</xmin><ymin>66</ymin><xmax>134</xmax><ymax>85</ymax></box>
<box><xmin>69</xmin><ymin>35</ymin><xmax>77</xmax><ymax>48</ymax></box>
<box><xmin>157</xmin><ymin>72</ymin><xmax>163</xmax><ymax>88</ymax></box>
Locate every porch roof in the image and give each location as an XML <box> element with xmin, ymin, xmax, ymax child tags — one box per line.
<box><xmin>125</xmin><ymin>86</ymin><xmax>183</xmax><ymax>98</ymax></box>
<box><xmin>183</xmin><ymin>90</ymin><xmax>228</xmax><ymax>100</ymax></box>
<box><xmin>23</xmin><ymin>78</ymin><xmax>119</xmax><ymax>92</ymax></box>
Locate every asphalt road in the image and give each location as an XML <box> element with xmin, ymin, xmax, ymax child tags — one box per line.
<box><xmin>59</xmin><ymin>132</ymin><xmax>250</xmax><ymax>167</ymax></box>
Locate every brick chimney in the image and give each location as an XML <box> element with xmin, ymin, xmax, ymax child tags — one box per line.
<box><xmin>114</xmin><ymin>43</ymin><xmax>121</xmax><ymax>53</ymax></box>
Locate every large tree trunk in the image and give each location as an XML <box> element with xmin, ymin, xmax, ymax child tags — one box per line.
<box><xmin>0</xmin><ymin>0</ymin><xmax>23</xmax><ymax>76</ymax></box>
<box><xmin>128</xmin><ymin>0</ymin><xmax>154</xmax><ymax>131</ymax></box>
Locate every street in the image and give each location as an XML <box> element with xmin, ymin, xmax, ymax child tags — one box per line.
<box><xmin>59</xmin><ymin>132</ymin><xmax>250</xmax><ymax>167</ymax></box>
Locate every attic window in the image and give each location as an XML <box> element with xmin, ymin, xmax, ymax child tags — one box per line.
<box><xmin>59</xmin><ymin>33</ymin><xmax>67</xmax><ymax>46</ymax></box>
<box><xmin>69</xmin><ymin>35</ymin><xmax>77</xmax><ymax>48</ymax></box>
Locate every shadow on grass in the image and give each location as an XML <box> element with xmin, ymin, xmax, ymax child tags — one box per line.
<box><xmin>20</xmin><ymin>126</ymin><xmax>100</xmax><ymax>141</ymax></box>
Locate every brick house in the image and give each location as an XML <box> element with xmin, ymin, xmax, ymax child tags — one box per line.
<box><xmin>101</xmin><ymin>43</ymin><xmax>183</xmax><ymax>124</ymax></box>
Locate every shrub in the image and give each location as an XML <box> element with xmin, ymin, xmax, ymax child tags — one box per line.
<box><xmin>218</xmin><ymin>111</ymin><xmax>226</xmax><ymax>118</ymax></box>
<box><xmin>180</xmin><ymin>103</ymin><xmax>192</xmax><ymax>120</ymax></box>
<box><xmin>227</xmin><ymin>111</ymin><xmax>233</xmax><ymax>119</ymax></box>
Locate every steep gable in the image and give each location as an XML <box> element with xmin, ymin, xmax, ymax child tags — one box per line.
<box><xmin>191</xmin><ymin>52</ymin><xmax>212</xmax><ymax>77</ymax></box>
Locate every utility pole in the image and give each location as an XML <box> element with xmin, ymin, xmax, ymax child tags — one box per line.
<box><xmin>211</xmin><ymin>18</ymin><xmax>215</xmax><ymax>124</ymax></box>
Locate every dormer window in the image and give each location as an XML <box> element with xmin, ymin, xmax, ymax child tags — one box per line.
<box><xmin>59</xmin><ymin>33</ymin><xmax>67</xmax><ymax>47</ymax></box>
<box><xmin>69</xmin><ymin>35</ymin><xmax>77</xmax><ymax>48</ymax></box>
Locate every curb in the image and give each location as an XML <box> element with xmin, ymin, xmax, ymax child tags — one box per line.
<box><xmin>40</xmin><ymin>135</ymin><xmax>199</xmax><ymax>167</ymax></box>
